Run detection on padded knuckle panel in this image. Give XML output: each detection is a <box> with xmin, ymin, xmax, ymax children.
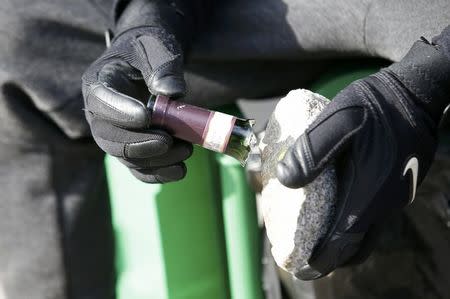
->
<box><xmin>89</xmin><ymin>85</ymin><xmax>149</xmax><ymax>128</ymax></box>
<box><xmin>125</xmin><ymin>139</ymin><xmax>169</xmax><ymax>158</ymax></box>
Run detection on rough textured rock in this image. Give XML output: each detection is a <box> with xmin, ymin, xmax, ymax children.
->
<box><xmin>260</xmin><ymin>89</ymin><xmax>337</xmax><ymax>276</ymax></box>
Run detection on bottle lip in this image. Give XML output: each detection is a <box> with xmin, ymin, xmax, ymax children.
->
<box><xmin>146</xmin><ymin>94</ymin><xmax>157</xmax><ymax>110</ymax></box>
<box><xmin>243</xmin><ymin>120</ymin><xmax>256</xmax><ymax>147</ymax></box>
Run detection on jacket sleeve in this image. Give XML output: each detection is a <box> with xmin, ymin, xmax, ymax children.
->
<box><xmin>112</xmin><ymin>0</ymin><xmax>212</xmax><ymax>50</ymax></box>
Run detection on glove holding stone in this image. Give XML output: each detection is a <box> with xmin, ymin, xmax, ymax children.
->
<box><xmin>277</xmin><ymin>27</ymin><xmax>450</xmax><ymax>280</ymax></box>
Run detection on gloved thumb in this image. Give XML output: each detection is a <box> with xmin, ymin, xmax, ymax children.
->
<box><xmin>277</xmin><ymin>105</ymin><xmax>365</xmax><ymax>188</ymax></box>
<box><xmin>133</xmin><ymin>34</ymin><xmax>186</xmax><ymax>98</ymax></box>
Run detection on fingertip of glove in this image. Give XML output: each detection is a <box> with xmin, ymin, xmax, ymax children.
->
<box><xmin>157</xmin><ymin>163</ymin><xmax>187</xmax><ymax>182</ymax></box>
<box><xmin>130</xmin><ymin>163</ymin><xmax>187</xmax><ymax>184</ymax></box>
<box><xmin>151</xmin><ymin>76</ymin><xmax>186</xmax><ymax>98</ymax></box>
<box><xmin>179</xmin><ymin>141</ymin><xmax>194</xmax><ymax>159</ymax></box>
<box><xmin>295</xmin><ymin>265</ymin><xmax>326</xmax><ymax>281</ymax></box>
<box><xmin>276</xmin><ymin>160</ymin><xmax>307</xmax><ymax>189</ymax></box>
<box><xmin>129</xmin><ymin>168</ymin><xmax>159</xmax><ymax>184</ymax></box>
<box><xmin>300</xmin><ymin>232</ymin><xmax>366</xmax><ymax>281</ymax></box>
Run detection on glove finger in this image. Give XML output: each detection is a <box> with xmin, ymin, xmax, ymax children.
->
<box><xmin>277</xmin><ymin>103</ymin><xmax>365</xmax><ymax>188</ymax></box>
<box><xmin>85</xmin><ymin>83</ymin><xmax>150</xmax><ymax>130</ymax></box>
<box><xmin>90</xmin><ymin>117</ymin><xmax>172</xmax><ymax>159</ymax></box>
<box><xmin>133</xmin><ymin>34</ymin><xmax>186</xmax><ymax>98</ymax></box>
<box><xmin>98</xmin><ymin>60</ymin><xmax>150</xmax><ymax>102</ymax></box>
<box><xmin>118</xmin><ymin>140</ymin><xmax>193</xmax><ymax>168</ymax></box>
<box><xmin>129</xmin><ymin>163</ymin><xmax>187</xmax><ymax>183</ymax></box>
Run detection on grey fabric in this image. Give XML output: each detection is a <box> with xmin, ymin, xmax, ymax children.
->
<box><xmin>0</xmin><ymin>0</ymin><xmax>110</xmax><ymax>139</ymax></box>
<box><xmin>0</xmin><ymin>0</ymin><xmax>116</xmax><ymax>298</ymax></box>
<box><xmin>192</xmin><ymin>0</ymin><xmax>450</xmax><ymax>61</ymax></box>
<box><xmin>184</xmin><ymin>0</ymin><xmax>450</xmax><ymax>107</ymax></box>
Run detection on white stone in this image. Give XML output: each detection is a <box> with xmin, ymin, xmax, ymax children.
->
<box><xmin>260</xmin><ymin>89</ymin><xmax>337</xmax><ymax>275</ymax></box>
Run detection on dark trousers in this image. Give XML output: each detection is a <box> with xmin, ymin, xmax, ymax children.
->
<box><xmin>0</xmin><ymin>1</ymin><xmax>115</xmax><ymax>298</ymax></box>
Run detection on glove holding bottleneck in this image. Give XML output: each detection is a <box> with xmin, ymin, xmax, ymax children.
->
<box><xmin>277</xmin><ymin>26</ymin><xmax>450</xmax><ymax>280</ymax></box>
<box><xmin>82</xmin><ymin>0</ymin><xmax>198</xmax><ymax>183</ymax></box>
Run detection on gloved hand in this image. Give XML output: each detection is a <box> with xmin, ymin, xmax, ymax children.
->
<box><xmin>277</xmin><ymin>26</ymin><xmax>450</xmax><ymax>279</ymax></box>
<box><xmin>82</xmin><ymin>0</ymin><xmax>193</xmax><ymax>183</ymax></box>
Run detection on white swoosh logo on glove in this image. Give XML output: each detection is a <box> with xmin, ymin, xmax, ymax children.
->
<box><xmin>403</xmin><ymin>157</ymin><xmax>419</xmax><ymax>204</ymax></box>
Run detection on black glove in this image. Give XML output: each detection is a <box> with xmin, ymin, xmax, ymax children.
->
<box><xmin>277</xmin><ymin>26</ymin><xmax>450</xmax><ymax>280</ymax></box>
<box><xmin>82</xmin><ymin>0</ymin><xmax>195</xmax><ymax>183</ymax></box>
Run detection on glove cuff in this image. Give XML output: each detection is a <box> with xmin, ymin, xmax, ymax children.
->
<box><xmin>114</xmin><ymin>0</ymin><xmax>192</xmax><ymax>51</ymax></box>
<box><xmin>389</xmin><ymin>38</ymin><xmax>450</xmax><ymax>123</ymax></box>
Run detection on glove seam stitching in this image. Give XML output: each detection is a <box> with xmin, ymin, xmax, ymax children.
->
<box><xmin>306</xmin><ymin>101</ymin><xmax>366</xmax><ymax>133</ymax></box>
<box><xmin>124</xmin><ymin>143</ymin><xmax>130</xmax><ymax>158</ymax></box>
<box><xmin>301</xmin><ymin>134</ymin><xmax>315</xmax><ymax>170</ymax></box>
<box><xmin>377</xmin><ymin>72</ymin><xmax>417</xmax><ymax>128</ymax></box>
<box><xmin>95</xmin><ymin>133</ymin><xmax>159</xmax><ymax>146</ymax></box>
<box><xmin>132</xmin><ymin>38</ymin><xmax>154</xmax><ymax>82</ymax></box>
<box><xmin>112</xmin><ymin>25</ymin><xmax>161</xmax><ymax>44</ymax></box>
<box><xmin>357</xmin><ymin>81</ymin><xmax>398</xmax><ymax>191</ymax></box>
<box><xmin>313</xmin><ymin>103</ymin><xmax>368</xmax><ymax>172</ymax></box>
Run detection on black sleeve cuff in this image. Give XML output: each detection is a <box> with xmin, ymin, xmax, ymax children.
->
<box><xmin>389</xmin><ymin>38</ymin><xmax>450</xmax><ymax>122</ymax></box>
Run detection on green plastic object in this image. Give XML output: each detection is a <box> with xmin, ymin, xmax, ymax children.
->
<box><xmin>107</xmin><ymin>147</ymin><xmax>230</xmax><ymax>299</ymax></box>
<box><xmin>216</xmin><ymin>155</ymin><xmax>263</xmax><ymax>299</ymax></box>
